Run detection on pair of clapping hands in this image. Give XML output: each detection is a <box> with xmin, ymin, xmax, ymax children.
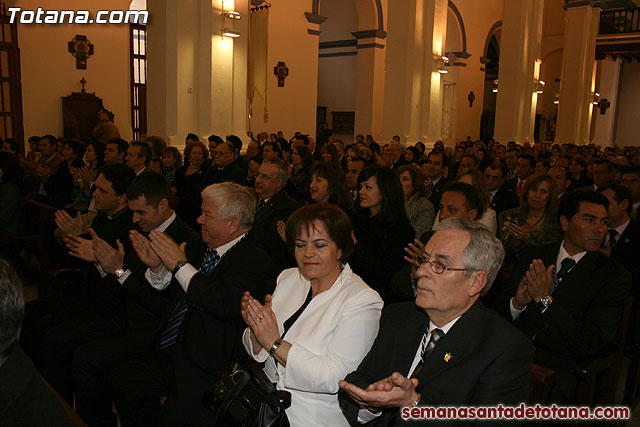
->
<box><xmin>62</xmin><ymin>221</ymin><xmax>187</xmax><ymax>276</ymax></box>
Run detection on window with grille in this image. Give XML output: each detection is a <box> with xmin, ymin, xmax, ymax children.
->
<box><xmin>130</xmin><ymin>23</ymin><xmax>147</xmax><ymax>140</ymax></box>
<box><xmin>0</xmin><ymin>4</ymin><xmax>23</xmax><ymax>150</ymax></box>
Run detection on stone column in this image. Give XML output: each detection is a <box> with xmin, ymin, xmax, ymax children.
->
<box><xmin>592</xmin><ymin>57</ymin><xmax>621</xmax><ymax>147</ymax></box>
<box><xmin>493</xmin><ymin>0</ymin><xmax>544</xmax><ymax>145</ymax></box>
<box><xmin>353</xmin><ymin>30</ymin><xmax>387</xmax><ymax>139</ymax></box>
<box><xmin>146</xmin><ymin>0</ymin><xmax>248</xmax><ymax>145</ymax></box>
<box><xmin>554</xmin><ymin>2</ymin><xmax>600</xmax><ymax>145</ymax></box>
<box><xmin>381</xmin><ymin>0</ymin><xmax>448</xmax><ymax>146</ymax></box>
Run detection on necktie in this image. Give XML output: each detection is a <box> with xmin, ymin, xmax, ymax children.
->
<box><xmin>607</xmin><ymin>229</ymin><xmax>619</xmax><ymax>248</ymax></box>
<box><xmin>516</xmin><ymin>180</ymin><xmax>523</xmax><ymax>195</ymax></box>
<box><xmin>200</xmin><ymin>248</ymin><xmax>220</xmax><ymax>276</ymax></box>
<box><xmin>256</xmin><ymin>198</ymin><xmax>266</xmax><ymax>212</ymax></box>
<box><xmin>412</xmin><ymin>328</ymin><xmax>443</xmax><ymax>377</ymax></box>
<box><xmin>551</xmin><ymin>257</ymin><xmax>576</xmax><ymax>293</ymax></box>
<box><xmin>160</xmin><ymin>249</ymin><xmax>220</xmax><ymax>349</ymax></box>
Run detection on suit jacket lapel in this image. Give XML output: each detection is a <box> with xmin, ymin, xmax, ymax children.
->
<box><xmin>415</xmin><ymin>302</ymin><xmax>485</xmax><ymax>385</ymax></box>
<box><xmin>552</xmin><ymin>251</ymin><xmax>600</xmax><ymax>299</ymax></box>
<box><xmin>395</xmin><ymin>308</ymin><xmax>430</xmax><ymax>377</ymax></box>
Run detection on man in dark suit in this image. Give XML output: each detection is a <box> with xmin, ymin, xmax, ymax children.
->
<box><xmin>109</xmin><ymin>182</ymin><xmax>278</xmax><ymax>427</ymax></box>
<box><xmin>425</xmin><ymin>149</ymin><xmax>449</xmax><ymax>210</ymax></box>
<box><xmin>498</xmin><ymin>190</ymin><xmax>631</xmax><ymax>402</ymax></box>
<box><xmin>599</xmin><ymin>184</ymin><xmax>640</xmax><ymax>357</ymax></box>
<box><xmin>485</xmin><ymin>162</ymin><xmax>519</xmax><ymax>216</ymax></box>
<box><xmin>202</xmin><ymin>141</ymin><xmax>245</xmax><ymax>187</ymax></box>
<box><xmin>71</xmin><ymin>171</ymin><xmax>202</xmax><ymax>427</ymax></box>
<box><xmin>340</xmin><ymin>219</ymin><xmax>533</xmax><ymax>426</ymax></box>
<box><xmin>388</xmin><ymin>143</ymin><xmax>408</xmax><ymax>171</ymax></box>
<box><xmin>250</xmin><ymin>157</ymin><xmax>299</xmax><ymax>270</ymax></box>
<box><xmin>20</xmin><ymin>163</ymin><xmax>137</xmax><ymax>403</ymax></box>
<box><xmin>0</xmin><ymin>259</ymin><xmax>75</xmax><ymax>426</ymax></box>
<box><xmin>504</xmin><ymin>154</ymin><xmax>535</xmax><ymax>196</ymax></box>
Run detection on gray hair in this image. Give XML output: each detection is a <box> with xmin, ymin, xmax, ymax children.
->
<box><xmin>0</xmin><ymin>258</ymin><xmax>24</xmax><ymax>355</ymax></box>
<box><xmin>438</xmin><ymin>217</ymin><xmax>505</xmax><ymax>295</ymax></box>
<box><xmin>201</xmin><ymin>182</ymin><xmax>256</xmax><ymax>232</ymax></box>
<box><xmin>261</xmin><ymin>157</ymin><xmax>290</xmax><ymax>184</ymax></box>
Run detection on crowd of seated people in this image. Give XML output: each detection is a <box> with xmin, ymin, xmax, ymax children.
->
<box><xmin>1</xmin><ymin>130</ymin><xmax>640</xmax><ymax>425</ymax></box>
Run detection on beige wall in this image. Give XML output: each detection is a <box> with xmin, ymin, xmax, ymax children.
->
<box><xmin>444</xmin><ymin>0</ymin><xmax>502</xmax><ymax>145</ymax></box>
<box><xmin>317</xmin><ymin>0</ymin><xmax>357</xmax><ymax>141</ymax></box>
<box><xmin>16</xmin><ymin>0</ymin><xmax>132</xmax><ymax>143</ymax></box>
<box><xmin>249</xmin><ymin>0</ymin><xmax>319</xmax><ymax>139</ymax></box>
<box><xmin>614</xmin><ymin>61</ymin><xmax>640</xmax><ymax>146</ymax></box>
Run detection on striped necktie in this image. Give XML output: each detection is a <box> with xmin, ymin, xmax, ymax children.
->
<box><xmin>159</xmin><ymin>249</ymin><xmax>220</xmax><ymax>350</ymax></box>
<box><xmin>412</xmin><ymin>328</ymin><xmax>444</xmax><ymax>377</ymax></box>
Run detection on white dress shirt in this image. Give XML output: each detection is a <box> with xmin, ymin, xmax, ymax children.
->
<box><xmin>146</xmin><ymin>232</ymin><xmax>246</xmax><ymax>292</ymax></box>
<box><xmin>510</xmin><ymin>240</ymin><xmax>586</xmax><ymax>320</ymax></box>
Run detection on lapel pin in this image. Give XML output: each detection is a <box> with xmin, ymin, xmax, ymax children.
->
<box><xmin>444</xmin><ymin>353</ymin><xmax>452</xmax><ymax>363</ymax></box>
<box><xmin>625</xmin><ymin>239</ymin><xmax>630</xmax><ymax>244</ymax></box>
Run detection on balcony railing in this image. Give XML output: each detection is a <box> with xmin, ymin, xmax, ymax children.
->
<box><xmin>600</xmin><ymin>8</ymin><xmax>640</xmax><ymax>35</ymax></box>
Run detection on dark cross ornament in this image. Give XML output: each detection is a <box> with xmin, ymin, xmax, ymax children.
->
<box><xmin>597</xmin><ymin>98</ymin><xmax>611</xmax><ymax>115</ymax></box>
<box><xmin>468</xmin><ymin>91</ymin><xmax>475</xmax><ymax>108</ymax></box>
<box><xmin>68</xmin><ymin>35</ymin><xmax>94</xmax><ymax>70</ymax></box>
<box><xmin>274</xmin><ymin>61</ymin><xmax>289</xmax><ymax>87</ymax></box>
<box><xmin>80</xmin><ymin>77</ymin><xmax>87</xmax><ymax>93</ymax></box>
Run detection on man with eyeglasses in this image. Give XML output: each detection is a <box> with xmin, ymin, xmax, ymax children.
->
<box><xmin>202</xmin><ymin>140</ymin><xmax>245</xmax><ymax>187</ymax></box>
<box><xmin>339</xmin><ymin>218</ymin><xmax>533</xmax><ymax>425</ymax></box>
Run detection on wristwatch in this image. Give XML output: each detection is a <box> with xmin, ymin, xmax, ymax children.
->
<box><xmin>536</xmin><ymin>295</ymin><xmax>553</xmax><ymax>312</ymax></box>
<box><xmin>269</xmin><ymin>339</ymin><xmax>282</xmax><ymax>356</ymax></box>
<box><xmin>172</xmin><ymin>260</ymin><xmax>188</xmax><ymax>275</ymax></box>
<box><xmin>113</xmin><ymin>266</ymin><xmax>126</xmax><ymax>279</ymax></box>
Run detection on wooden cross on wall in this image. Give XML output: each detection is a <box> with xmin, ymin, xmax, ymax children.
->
<box><xmin>274</xmin><ymin>61</ymin><xmax>289</xmax><ymax>87</ymax></box>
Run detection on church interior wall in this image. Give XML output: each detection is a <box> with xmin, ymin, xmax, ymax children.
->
<box><xmin>317</xmin><ymin>0</ymin><xmax>358</xmax><ymax>144</ymax></box>
<box><xmin>249</xmin><ymin>0</ymin><xmax>319</xmax><ymax>139</ymax></box>
<box><xmin>613</xmin><ymin>60</ymin><xmax>640</xmax><ymax>147</ymax></box>
<box><xmin>16</xmin><ymin>0</ymin><xmax>133</xmax><ymax>143</ymax></box>
<box><xmin>444</xmin><ymin>0</ymin><xmax>502</xmax><ymax>144</ymax></box>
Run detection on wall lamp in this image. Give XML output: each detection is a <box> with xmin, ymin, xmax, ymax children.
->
<box><xmin>534</xmin><ymin>80</ymin><xmax>545</xmax><ymax>94</ymax></box>
<box><xmin>222</xmin><ymin>28</ymin><xmax>240</xmax><ymax>38</ymax></box>
<box><xmin>436</xmin><ymin>55</ymin><xmax>449</xmax><ymax>73</ymax></box>
<box><xmin>222</xmin><ymin>10</ymin><xmax>241</xmax><ymax>19</ymax></box>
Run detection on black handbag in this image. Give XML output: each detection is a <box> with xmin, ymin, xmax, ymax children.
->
<box><xmin>203</xmin><ymin>362</ymin><xmax>291</xmax><ymax>427</ymax></box>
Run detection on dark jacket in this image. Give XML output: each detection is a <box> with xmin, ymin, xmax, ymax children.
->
<box><xmin>340</xmin><ymin>301</ymin><xmax>533</xmax><ymax>426</ymax></box>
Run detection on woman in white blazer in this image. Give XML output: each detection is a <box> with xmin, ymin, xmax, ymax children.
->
<box><xmin>241</xmin><ymin>204</ymin><xmax>383</xmax><ymax>427</ymax></box>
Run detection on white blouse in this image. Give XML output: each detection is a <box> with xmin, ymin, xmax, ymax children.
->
<box><xmin>242</xmin><ymin>264</ymin><xmax>383</xmax><ymax>427</ymax></box>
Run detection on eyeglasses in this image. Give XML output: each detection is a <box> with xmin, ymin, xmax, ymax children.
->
<box><xmin>415</xmin><ymin>254</ymin><xmax>476</xmax><ymax>275</ymax></box>
<box><xmin>214</xmin><ymin>151</ymin><xmax>233</xmax><ymax>157</ymax></box>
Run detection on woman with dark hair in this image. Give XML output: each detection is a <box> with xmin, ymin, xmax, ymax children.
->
<box><xmin>397</xmin><ymin>164</ymin><xmax>435</xmax><ymax>237</ymax></box>
<box><xmin>68</xmin><ymin>140</ymin><xmax>105</xmax><ymax>212</ymax></box>
<box><xmin>0</xmin><ymin>152</ymin><xmax>24</xmax><ymax>236</ymax></box>
<box><xmin>404</xmin><ymin>146</ymin><xmax>421</xmax><ymax>164</ymax></box>
<box><xmin>321</xmin><ymin>143</ymin><xmax>339</xmax><ymax>166</ymax></box>
<box><xmin>161</xmin><ymin>146</ymin><xmax>182</xmax><ymax>185</ymax></box>
<box><xmin>241</xmin><ymin>204</ymin><xmax>382</xmax><ymax>426</ymax></box>
<box><xmin>309</xmin><ymin>162</ymin><xmax>354</xmax><ymax>213</ymax></box>
<box><xmin>285</xmin><ymin>145</ymin><xmax>312</xmax><ymax>201</ymax></box>
<box><xmin>84</xmin><ymin>140</ymin><xmax>105</xmax><ymax>172</ymax></box>
<box><xmin>499</xmin><ymin>173</ymin><xmax>562</xmax><ymax>268</ymax></box>
<box><xmin>350</xmin><ymin>166</ymin><xmax>415</xmax><ymax>303</ymax></box>
<box><xmin>62</xmin><ymin>139</ymin><xmax>88</xmax><ymax>211</ymax></box>
<box><xmin>174</xmin><ymin>141</ymin><xmax>209</xmax><ymax>229</ymax></box>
